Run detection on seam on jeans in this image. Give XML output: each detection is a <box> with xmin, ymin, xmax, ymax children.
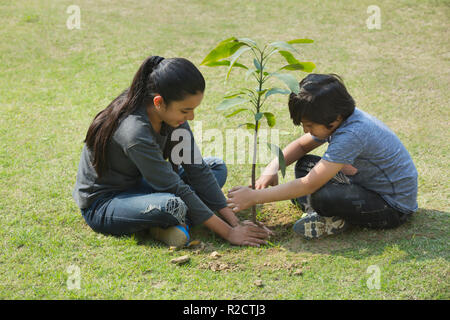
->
<box><xmin>105</xmin><ymin>216</ymin><xmax>163</xmax><ymax>223</ymax></box>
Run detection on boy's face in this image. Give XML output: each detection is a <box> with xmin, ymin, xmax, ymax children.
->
<box><xmin>300</xmin><ymin>117</ymin><xmax>343</xmax><ymax>140</ymax></box>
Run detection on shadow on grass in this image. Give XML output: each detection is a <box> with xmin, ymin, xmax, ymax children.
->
<box><xmin>255</xmin><ymin>204</ymin><xmax>449</xmax><ymax>262</ymax></box>
<box><xmin>131</xmin><ymin>203</ymin><xmax>448</xmax><ymax>264</ymax></box>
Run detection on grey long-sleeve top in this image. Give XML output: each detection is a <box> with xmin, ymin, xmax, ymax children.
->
<box><xmin>72</xmin><ymin>103</ymin><xmax>228</xmax><ymax>226</ymax></box>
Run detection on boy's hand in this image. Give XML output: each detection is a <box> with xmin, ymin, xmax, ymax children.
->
<box><xmin>227</xmin><ymin>186</ymin><xmax>256</xmax><ymax>212</ymax></box>
<box><xmin>250</xmin><ymin>173</ymin><xmax>279</xmax><ymax>190</ymax></box>
<box><xmin>341</xmin><ymin>164</ymin><xmax>358</xmax><ymax>176</ymax></box>
<box><xmin>241</xmin><ymin>220</ymin><xmax>275</xmax><ymax>236</ymax></box>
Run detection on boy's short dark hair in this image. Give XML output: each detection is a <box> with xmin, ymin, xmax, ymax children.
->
<box><xmin>288</xmin><ymin>74</ymin><xmax>355</xmax><ymax>128</ymax></box>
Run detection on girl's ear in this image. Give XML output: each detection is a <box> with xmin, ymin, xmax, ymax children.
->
<box><xmin>153</xmin><ymin>95</ymin><xmax>164</xmax><ymax>110</ymax></box>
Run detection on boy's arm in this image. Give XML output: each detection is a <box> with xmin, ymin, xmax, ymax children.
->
<box><xmin>264</xmin><ymin>133</ymin><xmax>325</xmax><ymax>173</ymax></box>
<box><xmin>256</xmin><ymin>134</ymin><xmax>325</xmax><ymax>189</ymax></box>
<box><xmin>228</xmin><ymin>160</ymin><xmax>344</xmax><ymax>212</ymax></box>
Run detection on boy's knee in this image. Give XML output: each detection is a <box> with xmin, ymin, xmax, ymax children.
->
<box><xmin>310</xmin><ymin>187</ymin><xmax>334</xmax><ymax>215</ymax></box>
<box><xmin>295</xmin><ymin>155</ymin><xmax>321</xmax><ymax>178</ymax></box>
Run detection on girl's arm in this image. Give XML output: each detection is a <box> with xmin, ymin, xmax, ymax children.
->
<box><xmin>217</xmin><ymin>207</ymin><xmax>240</xmax><ymax>227</ymax></box>
<box><xmin>228</xmin><ymin>159</ymin><xmax>345</xmax><ymax>212</ymax></box>
<box><xmin>256</xmin><ymin>134</ymin><xmax>324</xmax><ymax>189</ymax></box>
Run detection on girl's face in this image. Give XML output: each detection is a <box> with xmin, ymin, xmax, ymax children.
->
<box><xmin>300</xmin><ymin>117</ymin><xmax>342</xmax><ymax>140</ymax></box>
<box><xmin>154</xmin><ymin>92</ymin><xmax>203</xmax><ymax>128</ymax></box>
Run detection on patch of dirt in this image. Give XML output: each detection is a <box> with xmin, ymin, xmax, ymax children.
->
<box><xmin>237</xmin><ymin>202</ymin><xmax>303</xmax><ymax>243</ymax></box>
<box><xmin>261</xmin><ymin>261</ymin><xmax>306</xmax><ymax>273</ymax></box>
<box><xmin>199</xmin><ymin>261</ymin><xmax>243</xmax><ymax>273</ymax></box>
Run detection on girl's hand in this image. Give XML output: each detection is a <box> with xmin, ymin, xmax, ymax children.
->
<box><xmin>226</xmin><ymin>186</ymin><xmax>256</xmax><ymax>213</ymax></box>
<box><xmin>252</xmin><ymin>173</ymin><xmax>279</xmax><ymax>190</ymax></box>
<box><xmin>226</xmin><ymin>223</ymin><xmax>270</xmax><ymax>247</ymax></box>
<box><xmin>217</xmin><ymin>207</ymin><xmax>240</xmax><ymax>227</ymax></box>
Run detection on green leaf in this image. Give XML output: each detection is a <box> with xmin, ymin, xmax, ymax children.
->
<box><xmin>225</xmin><ymin>108</ymin><xmax>252</xmax><ymax>118</ymax></box>
<box><xmin>263</xmin><ymin>112</ymin><xmax>276</xmax><ymax>127</ymax></box>
<box><xmin>278</xmin><ymin>50</ymin><xmax>300</xmax><ymax>65</ymax></box>
<box><xmin>280</xmin><ymin>62</ymin><xmax>316</xmax><ymax>72</ymax></box>
<box><xmin>265</xmin><ymin>88</ymin><xmax>291</xmax><ymax>99</ymax></box>
<box><xmin>270</xmin><ymin>73</ymin><xmax>299</xmax><ymax>94</ymax></box>
<box><xmin>253</xmin><ymin>58</ymin><xmax>262</xmax><ymax>71</ymax></box>
<box><xmin>237</xmin><ymin>37</ymin><xmax>257</xmax><ymax>47</ymax></box>
<box><xmin>255</xmin><ymin>70</ymin><xmax>270</xmax><ymax>76</ymax></box>
<box><xmin>226</xmin><ymin>46</ymin><xmax>252</xmax><ymax>80</ymax></box>
<box><xmin>217</xmin><ymin>97</ymin><xmax>248</xmax><ymax>111</ymax></box>
<box><xmin>239</xmin><ymin>122</ymin><xmax>261</xmax><ymax>131</ymax></box>
<box><xmin>224</xmin><ymin>89</ymin><xmax>253</xmax><ymax>99</ymax></box>
<box><xmin>255</xmin><ymin>112</ymin><xmax>263</xmax><ymax>122</ymax></box>
<box><xmin>223</xmin><ymin>92</ymin><xmax>243</xmax><ymax>99</ymax></box>
<box><xmin>201</xmin><ymin>37</ymin><xmax>245</xmax><ymax>65</ymax></box>
<box><xmin>256</xmin><ymin>88</ymin><xmax>268</xmax><ymax>97</ymax></box>
<box><xmin>204</xmin><ymin>60</ymin><xmax>248</xmax><ymax>69</ymax></box>
<box><xmin>267</xmin><ymin>143</ymin><xmax>286</xmax><ymax>178</ymax></box>
<box><xmin>287</xmin><ymin>38</ymin><xmax>314</xmax><ymax>44</ymax></box>
<box><xmin>269</xmin><ymin>41</ymin><xmax>299</xmax><ymax>54</ymax></box>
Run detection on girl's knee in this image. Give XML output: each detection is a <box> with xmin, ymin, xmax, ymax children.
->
<box><xmin>204</xmin><ymin>156</ymin><xmax>226</xmax><ymax>169</ymax></box>
<box><xmin>143</xmin><ymin>195</ymin><xmax>187</xmax><ymax>225</ymax></box>
<box><xmin>165</xmin><ymin>197</ymin><xmax>188</xmax><ymax>224</ymax></box>
<box><xmin>204</xmin><ymin>156</ymin><xmax>227</xmax><ymax>187</ymax></box>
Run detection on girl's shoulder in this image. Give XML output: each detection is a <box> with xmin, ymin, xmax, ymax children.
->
<box><xmin>113</xmin><ymin>112</ymin><xmax>155</xmax><ymax>148</ymax></box>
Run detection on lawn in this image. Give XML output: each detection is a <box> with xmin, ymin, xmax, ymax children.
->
<box><xmin>0</xmin><ymin>0</ymin><xmax>448</xmax><ymax>299</ymax></box>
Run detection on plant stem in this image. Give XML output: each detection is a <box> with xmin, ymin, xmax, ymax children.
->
<box><xmin>251</xmin><ymin>49</ymin><xmax>265</xmax><ymax>223</ymax></box>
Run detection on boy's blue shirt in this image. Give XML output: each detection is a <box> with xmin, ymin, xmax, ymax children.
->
<box><xmin>312</xmin><ymin>107</ymin><xmax>418</xmax><ymax>214</ymax></box>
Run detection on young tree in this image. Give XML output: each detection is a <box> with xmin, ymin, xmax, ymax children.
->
<box><xmin>201</xmin><ymin>37</ymin><xmax>315</xmax><ymax>222</ymax></box>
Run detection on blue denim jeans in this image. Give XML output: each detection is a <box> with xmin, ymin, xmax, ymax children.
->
<box><xmin>81</xmin><ymin>157</ymin><xmax>227</xmax><ymax>236</ymax></box>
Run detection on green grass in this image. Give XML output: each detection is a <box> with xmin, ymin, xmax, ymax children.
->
<box><xmin>0</xmin><ymin>0</ymin><xmax>449</xmax><ymax>299</ymax></box>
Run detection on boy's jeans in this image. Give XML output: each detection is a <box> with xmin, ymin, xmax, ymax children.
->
<box><xmin>81</xmin><ymin>157</ymin><xmax>227</xmax><ymax>236</ymax></box>
<box><xmin>292</xmin><ymin>155</ymin><xmax>409</xmax><ymax>229</ymax></box>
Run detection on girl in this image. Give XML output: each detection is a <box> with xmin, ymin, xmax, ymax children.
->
<box><xmin>73</xmin><ymin>56</ymin><xmax>271</xmax><ymax>247</ymax></box>
<box><xmin>227</xmin><ymin>74</ymin><xmax>418</xmax><ymax>239</ymax></box>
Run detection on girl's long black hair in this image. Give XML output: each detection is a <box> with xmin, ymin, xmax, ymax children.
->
<box><xmin>84</xmin><ymin>56</ymin><xmax>205</xmax><ymax>177</ymax></box>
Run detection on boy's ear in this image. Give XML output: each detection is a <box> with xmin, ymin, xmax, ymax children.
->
<box><xmin>333</xmin><ymin>115</ymin><xmax>344</xmax><ymax>125</ymax></box>
<box><xmin>329</xmin><ymin>116</ymin><xmax>343</xmax><ymax>129</ymax></box>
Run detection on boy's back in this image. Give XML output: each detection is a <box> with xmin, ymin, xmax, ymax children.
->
<box><xmin>322</xmin><ymin>108</ymin><xmax>418</xmax><ymax>214</ymax></box>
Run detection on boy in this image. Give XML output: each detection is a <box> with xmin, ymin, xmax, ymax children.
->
<box><xmin>227</xmin><ymin>74</ymin><xmax>418</xmax><ymax>239</ymax></box>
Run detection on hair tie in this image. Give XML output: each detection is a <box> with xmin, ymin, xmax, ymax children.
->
<box><xmin>151</xmin><ymin>55</ymin><xmax>165</xmax><ymax>67</ymax></box>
